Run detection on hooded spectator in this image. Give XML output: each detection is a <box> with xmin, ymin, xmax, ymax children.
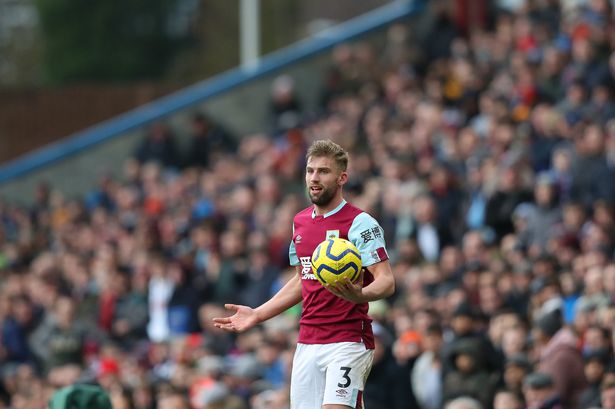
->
<box><xmin>533</xmin><ymin>310</ymin><xmax>586</xmax><ymax>409</ymax></box>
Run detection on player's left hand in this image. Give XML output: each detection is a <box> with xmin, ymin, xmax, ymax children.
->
<box><xmin>325</xmin><ymin>270</ymin><xmax>364</xmax><ymax>303</ymax></box>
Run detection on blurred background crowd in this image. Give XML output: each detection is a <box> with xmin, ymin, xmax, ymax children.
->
<box><xmin>2</xmin><ymin>1</ymin><xmax>615</xmax><ymax>408</ymax></box>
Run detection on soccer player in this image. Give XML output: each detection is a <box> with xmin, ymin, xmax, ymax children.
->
<box><xmin>213</xmin><ymin>139</ymin><xmax>395</xmax><ymax>409</ymax></box>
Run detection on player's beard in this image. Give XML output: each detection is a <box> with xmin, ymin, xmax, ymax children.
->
<box><xmin>308</xmin><ymin>184</ymin><xmax>337</xmax><ymax>207</ymax></box>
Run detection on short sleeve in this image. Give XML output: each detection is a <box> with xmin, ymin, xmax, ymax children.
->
<box><xmin>347</xmin><ymin>212</ymin><xmax>389</xmax><ymax>267</ymax></box>
<box><xmin>289</xmin><ymin>223</ymin><xmax>300</xmax><ymax>266</ymax></box>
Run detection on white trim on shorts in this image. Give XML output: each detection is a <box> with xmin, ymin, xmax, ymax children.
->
<box><xmin>290</xmin><ymin>342</ymin><xmax>374</xmax><ymax>409</ymax></box>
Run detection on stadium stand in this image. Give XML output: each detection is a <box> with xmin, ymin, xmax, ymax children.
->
<box><xmin>0</xmin><ymin>1</ymin><xmax>614</xmax><ymax>409</ymax></box>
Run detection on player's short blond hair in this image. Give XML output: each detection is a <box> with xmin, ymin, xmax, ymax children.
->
<box><xmin>306</xmin><ymin>140</ymin><xmax>349</xmax><ymax>172</ymax></box>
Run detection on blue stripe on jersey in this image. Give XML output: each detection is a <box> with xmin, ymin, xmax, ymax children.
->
<box><xmin>311</xmin><ymin>199</ymin><xmax>347</xmax><ymax>219</ymax></box>
<box><xmin>289</xmin><ymin>239</ymin><xmax>299</xmax><ymax>266</ymax></box>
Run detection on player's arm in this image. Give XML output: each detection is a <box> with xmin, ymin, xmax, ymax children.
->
<box><xmin>212</xmin><ymin>267</ymin><xmax>302</xmax><ymax>332</ymax></box>
<box><xmin>255</xmin><ymin>267</ymin><xmax>302</xmax><ymax>321</ymax></box>
<box><xmin>327</xmin><ymin>212</ymin><xmax>395</xmax><ymax>303</ymax></box>
<box><xmin>361</xmin><ymin>259</ymin><xmax>395</xmax><ymax>300</ymax></box>
<box><xmin>327</xmin><ymin>260</ymin><xmax>395</xmax><ymax>303</ymax></box>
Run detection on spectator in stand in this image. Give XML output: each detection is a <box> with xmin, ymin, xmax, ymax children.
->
<box><xmin>523</xmin><ymin>372</ymin><xmax>564</xmax><ymax>409</ymax></box>
<box><xmin>444</xmin><ymin>396</ymin><xmax>483</xmax><ymax>409</ymax></box>
<box><xmin>412</xmin><ymin>323</ymin><xmax>444</xmax><ymax>409</ymax></box>
<box><xmin>503</xmin><ymin>354</ymin><xmax>532</xmax><ymax>396</ymax></box>
<box><xmin>586</xmin><ymin>82</ymin><xmax>615</xmax><ymax>125</ymax></box>
<box><xmin>571</xmin><ymin>122</ymin><xmax>609</xmax><ymax>208</ymax></box>
<box><xmin>603</xmin><ymin>380</ymin><xmax>615</xmax><ymax>409</ymax></box>
<box><xmin>485</xmin><ymin>166</ymin><xmax>533</xmax><ymax>241</ymax></box>
<box><xmin>1</xmin><ymin>295</ymin><xmax>35</xmax><ymax>366</ymax></box>
<box><xmin>158</xmin><ymin>391</ymin><xmax>190</xmax><ymax>409</ymax></box>
<box><xmin>166</xmin><ymin>262</ymin><xmax>201</xmax><ymax>337</ymax></box>
<box><xmin>269</xmin><ymin>75</ymin><xmax>302</xmax><ymax>135</ymax></box>
<box><xmin>533</xmin><ymin>310</ymin><xmax>586</xmax><ymax>409</ymax></box>
<box><xmin>518</xmin><ymin>173</ymin><xmax>562</xmax><ymax>253</ymax></box>
<box><xmin>109</xmin><ymin>268</ymin><xmax>148</xmax><ymax>349</ymax></box>
<box><xmin>1</xmin><ymin>1</ymin><xmax>615</xmax><ymax>407</ymax></box>
<box><xmin>408</xmin><ymin>194</ymin><xmax>454</xmax><ymax>262</ymax></box>
<box><xmin>442</xmin><ymin>303</ymin><xmax>503</xmax><ymax>377</ymax></box>
<box><xmin>134</xmin><ymin>122</ymin><xmax>181</xmax><ymax>168</ymax></box>
<box><xmin>147</xmin><ymin>256</ymin><xmax>174</xmax><ymax>343</ymax></box>
<box><xmin>443</xmin><ymin>337</ymin><xmax>500</xmax><ymax>409</ymax></box>
<box><xmin>184</xmin><ymin>113</ymin><xmax>236</xmax><ymax>169</ymax></box>
<box><xmin>390</xmin><ymin>330</ymin><xmax>423</xmax><ymax>409</ymax></box>
<box><xmin>364</xmin><ymin>324</ymin><xmax>415</xmax><ymax>409</ymax></box>
<box><xmin>493</xmin><ymin>389</ymin><xmax>523</xmax><ymax>409</ymax></box>
<box><xmin>427</xmin><ymin>164</ymin><xmax>464</xmax><ymax>237</ymax></box>
<box><xmin>239</xmin><ymin>245</ymin><xmax>281</xmax><ymax>309</ymax></box>
<box><xmin>30</xmin><ymin>296</ymin><xmax>90</xmax><ymax>375</ymax></box>
<box><xmin>579</xmin><ymin>348</ymin><xmax>611</xmax><ymax>409</ymax></box>
<box><xmin>547</xmin><ymin>148</ymin><xmax>574</xmax><ymax>204</ymax></box>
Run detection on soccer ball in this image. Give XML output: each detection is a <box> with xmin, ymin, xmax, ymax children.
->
<box><xmin>311</xmin><ymin>237</ymin><xmax>362</xmax><ymax>286</ymax></box>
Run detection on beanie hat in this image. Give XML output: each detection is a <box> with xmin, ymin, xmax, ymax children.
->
<box><xmin>524</xmin><ymin>372</ymin><xmax>554</xmax><ymax>390</ymax></box>
<box><xmin>534</xmin><ymin>310</ymin><xmax>563</xmax><ymax>338</ymax></box>
<box><xmin>49</xmin><ymin>384</ymin><xmax>112</xmax><ymax>409</ymax></box>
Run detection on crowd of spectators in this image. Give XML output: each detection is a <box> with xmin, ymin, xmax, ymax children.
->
<box><xmin>2</xmin><ymin>1</ymin><xmax>615</xmax><ymax>408</ymax></box>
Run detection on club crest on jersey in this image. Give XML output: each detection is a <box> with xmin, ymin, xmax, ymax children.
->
<box><xmin>326</xmin><ymin>230</ymin><xmax>340</xmax><ymax>239</ymax></box>
<box><xmin>300</xmin><ymin>256</ymin><xmax>316</xmax><ymax>280</ymax></box>
<box><xmin>295</xmin><ymin>235</ymin><xmax>302</xmax><ymax>244</ymax></box>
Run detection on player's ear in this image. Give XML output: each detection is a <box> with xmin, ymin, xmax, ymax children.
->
<box><xmin>338</xmin><ymin>171</ymin><xmax>348</xmax><ymax>186</ymax></box>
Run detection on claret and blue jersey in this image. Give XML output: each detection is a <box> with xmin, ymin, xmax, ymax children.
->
<box><xmin>288</xmin><ymin>200</ymin><xmax>389</xmax><ymax>349</ymax></box>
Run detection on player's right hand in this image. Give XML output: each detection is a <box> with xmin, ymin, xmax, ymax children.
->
<box><xmin>212</xmin><ymin>304</ymin><xmax>259</xmax><ymax>332</ymax></box>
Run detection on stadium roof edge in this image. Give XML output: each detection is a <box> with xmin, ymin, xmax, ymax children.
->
<box><xmin>0</xmin><ymin>0</ymin><xmax>425</xmax><ymax>185</ymax></box>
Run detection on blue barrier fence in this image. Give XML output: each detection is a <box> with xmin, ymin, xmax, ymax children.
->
<box><xmin>0</xmin><ymin>0</ymin><xmax>425</xmax><ymax>185</ymax></box>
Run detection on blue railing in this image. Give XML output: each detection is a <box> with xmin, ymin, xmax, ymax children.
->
<box><xmin>0</xmin><ymin>0</ymin><xmax>425</xmax><ymax>184</ymax></box>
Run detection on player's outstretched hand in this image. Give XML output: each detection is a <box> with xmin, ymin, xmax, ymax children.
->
<box><xmin>325</xmin><ymin>270</ymin><xmax>364</xmax><ymax>303</ymax></box>
<box><xmin>212</xmin><ymin>304</ymin><xmax>259</xmax><ymax>332</ymax></box>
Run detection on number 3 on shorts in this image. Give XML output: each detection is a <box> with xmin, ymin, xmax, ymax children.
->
<box><xmin>337</xmin><ymin>366</ymin><xmax>351</xmax><ymax>388</ymax></box>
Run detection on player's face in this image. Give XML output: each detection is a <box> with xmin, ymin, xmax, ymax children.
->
<box><xmin>305</xmin><ymin>155</ymin><xmax>346</xmax><ymax>207</ymax></box>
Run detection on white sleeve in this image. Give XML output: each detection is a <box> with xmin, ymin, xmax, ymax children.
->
<box><xmin>288</xmin><ymin>223</ymin><xmax>300</xmax><ymax>266</ymax></box>
<box><xmin>347</xmin><ymin>212</ymin><xmax>389</xmax><ymax>267</ymax></box>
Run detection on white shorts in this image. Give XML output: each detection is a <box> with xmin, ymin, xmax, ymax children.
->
<box><xmin>290</xmin><ymin>342</ymin><xmax>374</xmax><ymax>409</ymax></box>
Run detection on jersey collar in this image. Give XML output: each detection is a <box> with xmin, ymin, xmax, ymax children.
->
<box><xmin>312</xmin><ymin>199</ymin><xmax>346</xmax><ymax>219</ymax></box>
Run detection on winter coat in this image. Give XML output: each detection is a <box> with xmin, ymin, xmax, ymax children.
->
<box><xmin>537</xmin><ymin>328</ymin><xmax>586</xmax><ymax>409</ymax></box>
